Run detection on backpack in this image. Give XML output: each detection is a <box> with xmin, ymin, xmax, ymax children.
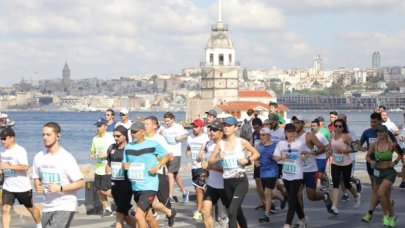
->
<box><xmin>240</xmin><ymin>118</ymin><xmax>253</xmax><ymax>141</ymax></box>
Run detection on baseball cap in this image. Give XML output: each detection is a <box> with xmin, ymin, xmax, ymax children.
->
<box><xmin>120</xmin><ymin>108</ymin><xmax>129</xmax><ymax>115</ymax></box>
<box><xmin>209</xmin><ymin>119</ymin><xmax>223</xmax><ymax>131</ymax></box>
<box><xmin>94</xmin><ymin>118</ymin><xmax>108</xmax><ymax>127</ymax></box>
<box><xmin>205</xmin><ymin>109</ymin><xmax>217</xmax><ymax>117</ymax></box>
<box><xmin>191</xmin><ymin>119</ymin><xmax>205</xmax><ymax>127</ymax></box>
<box><xmin>316</xmin><ymin>116</ymin><xmax>325</xmax><ymax>122</ymax></box>
<box><xmin>0</xmin><ymin>127</ymin><xmax>15</xmax><ymax>138</ymax></box>
<box><xmin>223</xmin><ymin>116</ymin><xmax>238</xmax><ymax>125</ymax></box>
<box><xmin>130</xmin><ymin>121</ymin><xmax>145</xmax><ymax>131</ymax></box>
<box><xmin>284</xmin><ymin>123</ymin><xmax>296</xmax><ymax>132</ymax></box>
<box><xmin>260</xmin><ymin>127</ymin><xmax>271</xmax><ymax>135</ymax></box>
<box><xmin>268</xmin><ymin>113</ymin><xmax>279</xmax><ymax>122</ymax></box>
<box><xmin>376</xmin><ymin>124</ymin><xmax>388</xmax><ymax>132</ymax></box>
<box><xmin>291</xmin><ymin>115</ymin><xmax>304</xmax><ymax>122</ymax></box>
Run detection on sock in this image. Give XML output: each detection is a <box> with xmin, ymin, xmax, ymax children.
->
<box><xmin>105</xmin><ymin>207</ymin><xmax>112</xmax><ymax>212</ymax></box>
<box><xmin>36</xmin><ymin>224</ymin><xmax>42</xmax><ymax>228</ymax></box>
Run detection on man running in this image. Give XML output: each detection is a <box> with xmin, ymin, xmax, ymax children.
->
<box><xmin>32</xmin><ymin>122</ymin><xmax>84</xmax><ymax>228</ymax></box>
<box><xmin>0</xmin><ymin>128</ymin><xmax>42</xmax><ymax>228</ymax></box>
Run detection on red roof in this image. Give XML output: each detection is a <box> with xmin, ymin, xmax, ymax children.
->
<box><xmin>216</xmin><ymin>101</ymin><xmax>288</xmax><ymax>112</ymax></box>
<box><xmin>239</xmin><ymin>90</ymin><xmax>272</xmax><ymax>98</ymax></box>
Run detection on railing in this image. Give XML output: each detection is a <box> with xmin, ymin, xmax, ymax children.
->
<box><xmin>200</xmin><ymin>61</ymin><xmax>240</xmax><ymax>67</ymax></box>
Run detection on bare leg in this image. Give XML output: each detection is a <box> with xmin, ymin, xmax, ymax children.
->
<box><xmin>26</xmin><ymin>206</ymin><xmax>42</xmax><ymax>224</ymax></box>
<box><xmin>202</xmin><ymin>200</ymin><xmax>214</xmax><ymax>228</ymax></box>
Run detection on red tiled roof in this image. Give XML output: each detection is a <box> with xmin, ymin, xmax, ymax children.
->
<box><xmin>216</xmin><ymin>101</ymin><xmax>288</xmax><ymax>112</ymax></box>
<box><xmin>239</xmin><ymin>90</ymin><xmax>272</xmax><ymax>98</ymax></box>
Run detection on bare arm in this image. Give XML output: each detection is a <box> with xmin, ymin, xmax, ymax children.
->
<box><xmin>0</xmin><ymin>163</ymin><xmax>28</xmax><ymax>171</ymax></box>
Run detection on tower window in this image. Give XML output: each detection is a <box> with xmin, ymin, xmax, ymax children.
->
<box><xmin>219</xmin><ymin>54</ymin><xmax>224</xmax><ymax>65</ymax></box>
<box><xmin>229</xmin><ymin>54</ymin><xmax>232</xmax><ymax>63</ymax></box>
<box><xmin>210</xmin><ymin>54</ymin><xmax>213</xmax><ymax>63</ymax></box>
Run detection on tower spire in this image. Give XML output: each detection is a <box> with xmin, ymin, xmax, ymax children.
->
<box><xmin>218</xmin><ymin>0</ymin><xmax>222</xmax><ymax>22</ymax></box>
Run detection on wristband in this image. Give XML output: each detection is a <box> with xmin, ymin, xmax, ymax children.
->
<box><xmin>60</xmin><ymin>185</ymin><xmax>63</xmax><ymax>192</ymax></box>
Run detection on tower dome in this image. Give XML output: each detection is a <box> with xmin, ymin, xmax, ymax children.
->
<box><xmin>206</xmin><ymin>22</ymin><xmax>234</xmax><ymax>49</ymax></box>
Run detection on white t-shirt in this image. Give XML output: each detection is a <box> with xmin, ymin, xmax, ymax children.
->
<box><xmin>347</xmin><ymin>126</ymin><xmax>358</xmax><ymax>161</ymax></box>
<box><xmin>187</xmin><ymin>133</ymin><xmax>210</xmax><ymax>169</ymax></box>
<box><xmin>205</xmin><ymin>140</ymin><xmax>224</xmax><ymax>189</ymax></box>
<box><xmin>1</xmin><ymin>144</ymin><xmax>32</xmax><ymax>192</ymax></box>
<box><xmin>383</xmin><ymin>120</ymin><xmax>398</xmax><ymax>133</ymax></box>
<box><xmin>160</xmin><ymin>123</ymin><xmax>188</xmax><ymax>156</ymax></box>
<box><xmin>297</xmin><ymin>132</ymin><xmax>318</xmax><ymax>173</ymax></box>
<box><xmin>315</xmin><ymin>132</ymin><xmax>330</xmax><ymax>159</ymax></box>
<box><xmin>32</xmin><ymin>147</ymin><xmax>83</xmax><ymax>213</ymax></box>
<box><xmin>91</xmin><ymin>133</ymin><xmax>115</xmax><ymax>175</ymax></box>
<box><xmin>274</xmin><ymin>140</ymin><xmax>305</xmax><ymax>181</ymax></box>
<box><xmin>270</xmin><ymin>127</ymin><xmax>285</xmax><ymax>143</ymax></box>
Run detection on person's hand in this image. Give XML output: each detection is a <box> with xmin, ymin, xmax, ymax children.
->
<box><xmin>36</xmin><ymin>183</ymin><xmax>45</xmax><ymax>194</ymax></box>
<box><xmin>97</xmin><ymin>152</ymin><xmax>107</xmax><ymax>159</ymax></box>
<box><xmin>369</xmin><ymin>160</ymin><xmax>376</xmax><ymax>167</ymax></box>
<box><xmin>88</xmin><ymin>153</ymin><xmax>95</xmax><ymax>160</ymax></box>
<box><xmin>149</xmin><ymin>166</ymin><xmax>159</xmax><ymax>175</ymax></box>
<box><xmin>48</xmin><ymin>183</ymin><xmax>62</xmax><ymax>193</ymax></box>
<box><xmin>238</xmin><ymin>158</ymin><xmax>249</xmax><ymax>166</ymax></box>
<box><xmin>122</xmin><ymin>163</ymin><xmax>129</xmax><ymax>170</ymax></box>
<box><xmin>254</xmin><ymin>160</ymin><xmax>261</xmax><ymax>167</ymax></box>
<box><xmin>202</xmin><ymin>161</ymin><xmax>209</xmax><ymax>169</ymax></box>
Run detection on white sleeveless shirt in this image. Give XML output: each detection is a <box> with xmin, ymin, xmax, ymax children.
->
<box><xmin>220</xmin><ymin>138</ymin><xmax>246</xmax><ymax>179</ymax></box>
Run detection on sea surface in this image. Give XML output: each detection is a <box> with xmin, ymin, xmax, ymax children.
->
<box><xmin>4</xmin><ymin>110</ymin><xmax>405</xmax><ymax>165</ymax></box>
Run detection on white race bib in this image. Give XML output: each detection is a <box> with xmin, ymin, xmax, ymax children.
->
<box><xmin>3</xmin><ymin>169</ymin><xmax>16</xmax><ymax>177</ymax></box>
<box><xmin>283</xmin><ymin>159</ymin><xmax>298</xmax><ymax>174</ymax></box>
<box><xmin>111</xmin><ymin>162</ymin><xmax>125</xmax><ymax>180</ymax></box>
<box><xmin>128</xmin><ymin>163</ymin><xmax>145</xmax><ymax>182</ymax></box>
<box><xmin>222</xmin><ymin>154</ymin><xmax>239</xmax><ymax>169</ymax></box>
<box><xmin>333</xmin><ymin>153</ymin><xmax>344</xmax><ymax>163</ymax></box>
<box><xmin>40</xmin><ymin>167</ymin><xmax>62</xmax><ymax>185</ymax></box>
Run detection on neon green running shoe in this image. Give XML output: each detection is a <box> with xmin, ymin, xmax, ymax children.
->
<box><xmin>383</xmin><ymin>215</ymin><xmax>389</xmax><ymax>226</ymax></box>
<box><xmin>361</xmin><ymin>212</ymin><xmax>372</xmax><ymax>223</ymax></box>
<box><xmin>387</xmin><ymin>216</ymin><xmax>397</xmax><ymax>227</ymax></box>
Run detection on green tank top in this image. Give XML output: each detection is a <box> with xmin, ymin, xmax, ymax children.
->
<box><xmin>375</xmin><ymin>150</ymin><xmax>393</xmax><ymax>162</ymax></box>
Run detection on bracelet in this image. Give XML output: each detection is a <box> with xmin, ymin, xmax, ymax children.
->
<box><xmin>60</xmin><ymin>185</ymin><xmax>63</xmax><ymax>192</ymax></box>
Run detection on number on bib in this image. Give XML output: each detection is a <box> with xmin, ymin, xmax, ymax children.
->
<box><xmin>128</xmin><ymin>163</ymin><xmax>145</xmax><ymax>182</ymax></box>
<box><xmin>111</xmin><ymin>162</ymin><xmax>125</xmax><ymax>180</ymax></box>
<box><xmin>333</xmin><ymin>153</ymin><xmax>344</xmax><ymax>163</ymax></box>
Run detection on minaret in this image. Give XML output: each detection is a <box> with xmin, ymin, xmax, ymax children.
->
<box><xmin>62</xmin><ymin>62</ymin><xmax>70</xmax><ymax>92</ymax></box>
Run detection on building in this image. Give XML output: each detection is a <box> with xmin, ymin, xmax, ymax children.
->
<box><xmin>62</xmin><ymin>62</ymin><xmax>71</xmax><ymax>92</ymax></box>
<box><xmin>372</xmin><ymin>51</ymin><xmax>381</xmax><ymax>69</ymax></box>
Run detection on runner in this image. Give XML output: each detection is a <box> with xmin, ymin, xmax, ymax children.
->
<box><xmin>273</xmin><ymin>123</ymin><xmax>307</xmax><ymax>228</ymax></box>
<box><xmin>330</xmin><ymin>119</ymin><xmax>360</xmax><ymax>215</ymax></box>
<box><xmin>105</xmin><ymin>125</ymin><xmax>136</xmax><ymax>228</ymax></box>
<box><xmin>365</xmin><ymin>124</ymin><xmax>401</xmax><ymax>227</ymax></box>
<box><xmin>251</xmin><ymin>117</ymin><xmax>266</xmax><ymax>211</ymax></box>
<box><xmin>269</xmin><ymin>102</ymin><xmax>286</xmax><ymax>127</ymax></box>
<box><xmin>32</xmin><ymin>122</ymin><xmax>84</xmax><ymax>228</ymax></box>
<box><xmin>257</xmin><ymin>127</ymin><xmax>279</xmax><ymax>223</ymax></box>
<box><xmin>204</xmin><ymin>109</ymin><xmax>217</xmax><ymax>133</ymax></box>
<box><xmin>328</xmin><ymin>111</ymin><xmax>338</xmax><ymax>134</ymax></box>
<box><xmin>160</xmin><ymin>112</ymin><xmax>189</xmax><ymax>203</ymax></box>
<box><xmin>123</xmin><ymin>121</ymin><xmax>171</xmax><ymax>228</ymax></box>
<box><xmin>0</xmin><ymin>128</ymin><xmax>42</xmax><ymax>228</ymax></box>
<box><xmin>291</xmin><ymin>115</ymin><xmax>333</xmax><ymax>215</ymax></box>
<box><xmin>186</xmin><ymin>119</ymin><xmax>210</xmax><ymax>221</ymax></box>
<box><xmin>209</xmin><ymin>116</ymin><xmax>260</xmax><ymax>228</ymax></box>
<box><xmin>200</xmin><ymin>120</ymin><xmax>228</xmax><ymax>228</ymax></box>
<box><xmin>89</xmin><ymin>118</ymin><xmax>115</xmax><ymax>217</ymax></box>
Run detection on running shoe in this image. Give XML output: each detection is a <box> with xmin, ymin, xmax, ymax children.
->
<box><xmin>387</xmin><ymin>216</ymin><xmax>397</xmax><ymax>227</ymax></box>
<box><xmin>399</xmin><ymin>181</ymin><xmax>405</xmax><ymax>188</ymax></box>
<box><xmin>130</xmin><ymin>209</ymin><xmax>136</xmax><ymax>216</ymax></box>
<box><xmin>169</xmin><ymin>197</ymin><xmax>176</xmax><ymax>204</ymax></box>
<box><xmin>193</xmin><ymin>211</ymin><xmax>203</xmax><ymax>221</ymax></box>
<box><xmin>320</xmin><ymin>185</ymin><xmax>327</xmax><ymax>192</ymax></box>
<box><xmin>341</xmin><ymin>193</ymin><xmax>349</xmax><ymax>202</ymax></box>
<box><xmin>102</xmin><ymin>210</ymin><xmax>114</xmax><ymax>217</ymax></box>
<box><xmin>355</xmin><ymin>178</ymin><xmax>362</xmax><ymax>193</ymax></box>
<box><xmin>331</xmin><ymin>206</ymin><xmax>339</xmax><ymax>215</ymax></box>
<box><xmin>218</xmin><ymin>216</ymin><xmax>229</xmax><ymax>228</ymax></box>
<box><xmin>354</xmin><ymin>193</ymin><xmax>361</xmax><ymax>209</ymax></box>
<box><xmin>323</xmin><ymin>192</ymin><xmax>333</xmax><ymax>214</ymax></box>
<box><xmin>167</xmin><ymin>208</ymin><xmax>177</xmax><ymax>227</ymax></box>
<box><xmin>254</xmin><ymin>201</ymin><xmax>265</xmax><ymax>210</ymax></box>
<box><xmin>361</xmin><ymin>212</ymin><xmax>372</xmax><ymax>223</ymax></box>
<box><xmin>280</xmin><ymin>198</ymin><xmax>288</xmax><ymax>209</ymax></box>
<box><xmin>153</xmin><ymin>210</ymin><xmax>160</xmax><ymax>220</ymax></box>
<box><xmin>258</xmin><ymin>214</ymin><xmax>270</xmax><ymax>223</ymax></box>
<box><xmin>383</xmin><ymin>215</ymin><xmax>390</xmax><ymax>227</ymax></box>
<box><xmin>270</xmin><ymin>204</ymin><xmax>277</xmax><ymax>214</ymax></box>
<box><xmin>182</xmin><ymin>189</ymin><xmax>190</xmax><ymax>203</ymax></box>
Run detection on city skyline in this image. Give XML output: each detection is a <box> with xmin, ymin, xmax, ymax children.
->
<box><xmin>1</xmin><ymin>0</ymin><xmax>404</xmax><ymax>86</ymax></box>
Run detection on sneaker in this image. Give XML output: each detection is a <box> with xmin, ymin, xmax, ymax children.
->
<box><xmin>167</xmin><ymin>208</ymin><xmax>177</xmax><ymax>227</ymax></box>
<box><xmin>280</xmin><ymin>198</ymin><xmax>288</xmax><ymax>210</ymax></box>
<box><xmin>388</xmin><ymin>216</ymin><xmax>397</xmax><ymax>227</ymax></box>
<box><xmin>361</xmin><ymin>212</ymin><xmax>372</xmax><ymax>223</ymax></box>
<box><xmin>399</xmin><ymin>181</ymin><xmax>405</xmax><ymax>188</ymax></box>
<box><xmin>341</xmin><ymin>193</ymin><xmax>349</xmax><ymax>202</ymax></box>
<box><xmin>153</xmin><ymin>211</ymin><xmax>160</xmax><ymax>220</ymax></box>
<box><xmin>258</xmin><ymin>214</ymin><xmax>270</xmax><ymax>223</ymax></box>
<box><xmin>331</xmin><ymin>206</ymin><xmax>339</xmax><ymax>215</ymax></box>
<box><xmin>323</xmin><ymin>192</ymin><xmax>334</xmax><ymax>214</ymax></box>
<box><xmin>102</xmin><ymin>210</ymin><xmax>114</xmax><ymax>217</ymax></box>
<box><xmin>193</xmin><ymin>211</ymin><xmax>203</xmax><ymax>221</ymax></box>
<box><xmin>218</xmin><ymin>216</ymin><xmax>229</xmax><ymax>228</ymax></box>
<box><xmin>354</xmin><ymin>193</ymin><xmax>361</xmax><ymax>209</ymax></box>
<box><xmin>383</xmin><ymin>215</ymin><xmax>390</xmax><ymax>227</ymax></box>
<box><xmin>129</xmin><ymin>209</ymin><xmax>136</xmax><ymax>216</ymax></box>
<box><xmin>270</xmin><ymin>204</ymin><xmax>277</xmax><ymax>214</ymax></box>
<box><xmin>255</xmin><ymin>201</ymin><xmax>265</xmax><ymax>210</ymax></box>
<box><xmin>355</xmin><ymin>178</ymin><xmax>362</xmax><ymax>193</ymax></box>
<box><xmin>320</xmin><ymin>185</ymin><xmax>327</xmax><ymax>191</ymax></box>
<box><xmin>182</xmin><ymin>189</ymin><xmax>190</xmax><ymax>203</ymax></box>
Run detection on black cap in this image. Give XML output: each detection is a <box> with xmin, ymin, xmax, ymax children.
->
<box><xmin>1</xmin><ymin>127</ymin><xmax>15</xmax><ymax>138</ymax></box>
<box><xmin>208</xmin><ymin>119</ymin><xmax>223</xmax><ymax>131</ymax></box>
<box><xmin>284</xmin><ymin>123</ymin><xmax>296</xmax><ymax>132</ymax></box>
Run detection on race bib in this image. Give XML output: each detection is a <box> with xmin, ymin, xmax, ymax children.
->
<box><xmin>283</xmin><ymin>154</ymin><xmax>298</xmax><ymax>174</ymax></box>
<box><xmin>165</xmin><ymin>135</ymin><xmax>177</xmax><ymax>145</ymax></box>
<box><xmin>222</xmin><ymin>154</ymin><xmax>239</xmax><ymax>169</ymax></box>
<box><xmin>369</xmin><ymin>138</ymin><xmax>377</xmax><ymax>146</ymax></box>
<box><xmin>111</xmin><ymin>162</ymin><xmax>125</xmax><ymax>180</ymax></box>
<box><xmin>40</xmin><ymin>167</ymin><xmax>62</xmax><ymax>185</ymax></box>
<box><xmin>128</xmin><ymin>163</ymin><xmax>145</xmax><ymax>182</ymax></box>
<box><xmin>333</xmin><ymin>153</ymin><xmax>344</xmax><ymax>163</ymax></box>
<box><xmin>192</xmin><ymin>151</ymin><xmax>199</xmax><ymax>160</ymax></box>
<box><xmin>3</xmin><ymin>169</ymin><xmax>16</xmax><ymax>177</ymax></box>
<box><xmin>374</xmin><ymin>169</ymin><xmax>380</xmax><ymax>177</ymax></box>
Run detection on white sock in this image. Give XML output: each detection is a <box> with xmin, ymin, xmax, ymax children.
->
<box><xmin>105</xmin><ymin>207</ymin><xmax>112</xmax><ymax>212</ymax></box>
<box><xmin>36</xmin><ymin>224</ymin><xmax>42</xmax><ymax>228</ymax></box>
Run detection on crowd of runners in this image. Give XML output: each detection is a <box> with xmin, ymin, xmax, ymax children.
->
<box><xmin>1</xmin><ymin>104</ymin><xmax>405</xmax><ymax>228</ymax></box>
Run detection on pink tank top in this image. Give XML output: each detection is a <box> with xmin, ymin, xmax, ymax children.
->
<box><xmin>331</xmin><ymin>135</ymin><xmax>352</xmax><ymax>166</ymax></box>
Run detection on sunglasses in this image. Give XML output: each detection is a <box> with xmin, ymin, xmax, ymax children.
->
<box><xmin>120</xmin><ymin>113</ymin><xmax>126</xmax><ymax>116</ymax></box>
<box><xmin>209</xmin><ymin>128</ymin><xmax>220</xmax><ymax>132</ymax></box>
<box><xmin>334</xmin><ymin>125</ymin><xmax>343</xmax><ymax>128</ymax></box>
<box><xmin>131</xmin><ymin>130</ymin><xmax>139</xmax><ymax>134</ymax></box>
<box><xmin>113</xmin><ymin>134</ymin><xmax>122</xmax><ymax>138</ymax></box>
<box><xmin>0</xmin><ymin>137</ymin><xmax>7</xmax><ymax>141</ymax></box>
<box><xmin>105</xmin><ymin>114</ymin><xmax>111</xmax><ymax>116</ymax></box>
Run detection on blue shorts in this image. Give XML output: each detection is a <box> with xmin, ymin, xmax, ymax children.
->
<box><xmin>316</xmin><ymin>159</ymin><xmax>326</xmax><ymax>172</ymax></box>
<box><xmin>303</xmin><ymin>172</ymin><xmax>317</xmax><ymax>189</ymax></box>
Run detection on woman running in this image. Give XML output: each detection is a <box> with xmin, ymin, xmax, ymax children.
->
<box><xmin>209</xmin><ymin>116</ymin><xmax>260</xmax><ymax>228</ymax></box>
<box><xmin>330</xmin><ymin>119</ymin><xmax>360</xmax><ymax>215</ymax></box>
<box><xmin>365</xmin><ymin>124</ymin><xmax>401</xmax><ymax>227</ymax></box>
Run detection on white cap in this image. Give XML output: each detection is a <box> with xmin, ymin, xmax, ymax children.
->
<box><xmin>260</xmin><ymin>127</ymin><xmax>271</xmax><ymax>135</ymax></box>
<box><xmin>120</xmin><ymin>108</ymin><xmax>129</xmax><ymax>115</ymax></box>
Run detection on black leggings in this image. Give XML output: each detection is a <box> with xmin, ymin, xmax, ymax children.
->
<box><xmin>331</xmin><ymin>163</ymin><xmax>353</xmax><ymax>189</ymax></box>
<box><xmin>283</xmin><ymin>179</ymin><xmax>305</xmax><ymax>225</ymax></box>
<box><xmin>224</xmin><ymin>175</ymin><xmax>249</xmax><ymax>228</ymax></box>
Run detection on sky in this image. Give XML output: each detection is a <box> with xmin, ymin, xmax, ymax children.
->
<box><xmin>1</xmin><ymin>0</ymin><xmax>405</xmax><ymax>86</ymax></box>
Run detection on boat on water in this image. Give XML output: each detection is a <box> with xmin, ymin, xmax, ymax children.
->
<box><xmin>0</xmin><ymin>112</ymin><xmax>15</xmax><ymax>129</ymax></box>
